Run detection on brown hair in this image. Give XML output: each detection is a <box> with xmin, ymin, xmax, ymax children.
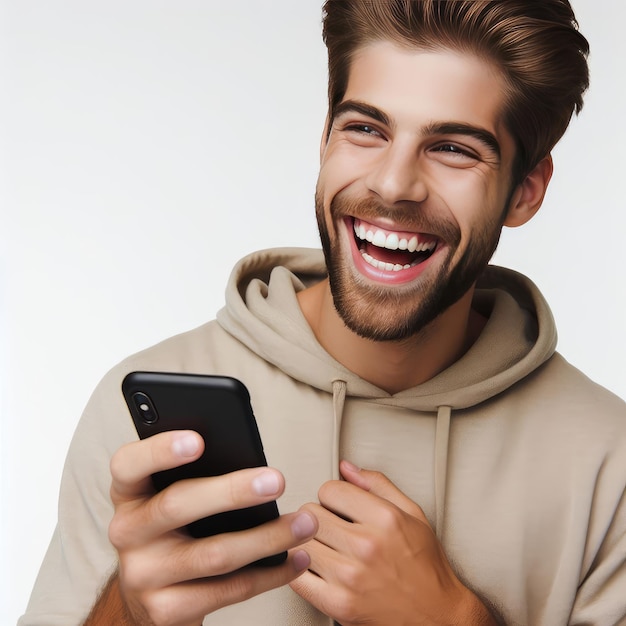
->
<box><xmin>322</xmin><ymin>0</ymin><xmax>590</xmax><ymax>184</ymax></box>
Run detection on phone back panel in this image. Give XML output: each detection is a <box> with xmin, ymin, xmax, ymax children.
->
<box><xmin>122</xmin><ymin>371</ymin><xmax>285</xmax><ymax>564</ymax></box>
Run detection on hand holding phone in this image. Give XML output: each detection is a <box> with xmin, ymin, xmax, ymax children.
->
<box><xmin>98</xmin><ymin>428</ymin><xmax>317</xmax><ymax>625</ymax></box>
<box><xmin>122</xmin><ymin>371</ymin><xmax>285</xmax><ymax>560</ymax></box>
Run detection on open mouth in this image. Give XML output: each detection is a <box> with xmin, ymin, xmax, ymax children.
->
<box><xmin>352</xmin><ymin>217</ymin><xmax>439</xmax><ymax>272</ymax></box>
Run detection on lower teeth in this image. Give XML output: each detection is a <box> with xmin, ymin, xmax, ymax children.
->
<box><xmin>361</xmin><ymin>251</ymin><xmax>413</xmax><ymax>272</ymax></box>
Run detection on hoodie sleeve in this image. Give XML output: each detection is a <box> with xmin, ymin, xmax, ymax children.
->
<box><xmin>18</xmin><ymin>366</ymin><xmax>136</xmax><ymax>626</ymax></box>
<box><xmin>569</xmin><ymin>457</ymin><xmax>626</xmax><ymax>625</ymax></box>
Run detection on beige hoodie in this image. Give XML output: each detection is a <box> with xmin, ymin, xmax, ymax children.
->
<box><xmin>20</xmin><ymin>248</ymin><xmax>626</xmax><ymax>625</ymax></box>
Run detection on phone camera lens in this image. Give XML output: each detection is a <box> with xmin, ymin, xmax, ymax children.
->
<box><xmin>132</xmin><ymin>392</ymin><xmax>158</xmax><ymax>424</ymax></box>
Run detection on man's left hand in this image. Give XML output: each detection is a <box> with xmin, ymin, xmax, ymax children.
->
<box><xmin>290</xmin><ymin>460</ymin><xmax>496</xmax><ymax>625</ymax></box>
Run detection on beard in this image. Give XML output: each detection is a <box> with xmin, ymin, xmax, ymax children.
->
<box><xmin>315</xmin><ymin>190</ymin><xmax>504</xmax><ymax>342</ymax></box>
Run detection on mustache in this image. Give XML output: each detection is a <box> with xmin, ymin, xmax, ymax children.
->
<box><xmin>324</xmin><ymin>192</ymin><xmax>461</xmax><ymax>247</ymax></box>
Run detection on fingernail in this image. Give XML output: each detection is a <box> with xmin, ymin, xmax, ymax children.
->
<box><xmin>291</xmin><ymin>512</ymin><xmax>316</xmax><ymax>540</ymax></box>
<box><xmin>252</xmin><ymin>470</ymin><xmax>281</xmax><ymax>496</ymax></box>
<box><xmin>171</xmin><ymin>433</ymin><xmax>200</xmax><ymax>457</ymax></box>
<box><xmin>293</xmin><ymin>549</ymin><xmax>310</xmax><ymax>572</ymax></box>
<box><xmin>342</xmin><ymin>459</ymin><xmax>361</xmax><ymax>472</ymax></box>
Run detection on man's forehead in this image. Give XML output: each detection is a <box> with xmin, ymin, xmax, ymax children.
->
<box><xmin>341</xmin><ymin>42</ymin><xmax>508</xmax><ymax>132</ymax></box>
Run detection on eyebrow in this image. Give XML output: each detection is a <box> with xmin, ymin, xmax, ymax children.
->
<box><xmin>424</xmin><ymin>122</ymin><xmax>501</xmax><ymax>160</ymax></box>
<box><xmin>332</xmin><ymin>100</ymin><xmax>391</xmax><ymax>128</ymax></box>
<box><xmin>332</xmin><ymin>99</ymin><xmax>501</xmax><ymax>161</ymax></box>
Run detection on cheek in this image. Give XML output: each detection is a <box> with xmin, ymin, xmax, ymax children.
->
<box><xmin>318</xmin><ymin>145</ymin><xmax>371</xmax><ymax>206</ymax></box>
<box><xmin>433</xmin><ymin>170</ymin><xmax>504</xmax><ymax>233</ymax></box>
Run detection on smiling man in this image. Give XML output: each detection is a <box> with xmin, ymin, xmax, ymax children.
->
<box><xmin>20</xmin><ymin>2</ymin><xmax>626</xmax><ymax>626</ymax></box>
<box><xmin>300</xmin><ymin>41</ymin><xmax>548</xmax><ymax>393</ymax></box>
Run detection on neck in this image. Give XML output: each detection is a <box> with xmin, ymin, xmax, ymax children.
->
<box><xmin>297</xmin><ymin>279</ymin><xmax>485</xmax><ymax>394</ymax></box>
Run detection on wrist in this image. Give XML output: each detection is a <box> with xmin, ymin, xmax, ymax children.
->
<box><xmin>451</xmin><ymin>587</ymin><xmax>498</xmax><ymax>626</ymax></box>
<box><xmin>83</xmin><ymin>571</ymin><xmax>136</xmax><ymax>626</ymax></box>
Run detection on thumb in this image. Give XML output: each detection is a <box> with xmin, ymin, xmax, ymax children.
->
<box><xmin>339</xmin><ymin>460</ymin><xmax>430</xmax><ymax>524</ymax></box>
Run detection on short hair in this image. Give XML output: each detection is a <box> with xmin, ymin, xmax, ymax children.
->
<box><xmin>322</xmin><ymin>0</ymin><xmax>590</xmax><ymax>185</ymax></box>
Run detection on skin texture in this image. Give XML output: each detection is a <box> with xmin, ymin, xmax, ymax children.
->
<box><xmin>299</xmin><ymin>42</ymin><xmax>552</xmax><ymax>394</ymax></box>
<box><xmin>290</xmin><ymin>461</ymin><xmax>495</xmax><ymax>626</ymax></box>
<box><xmin>85</xmin><ymin>430</ymin><xmax>317</xmax><ymax>626</ymax></box>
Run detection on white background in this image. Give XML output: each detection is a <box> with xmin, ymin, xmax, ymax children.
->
<box><xmin>1</xmin><ymin>1</ymin><xmax>625</xmax><ymax>623</ymax></box>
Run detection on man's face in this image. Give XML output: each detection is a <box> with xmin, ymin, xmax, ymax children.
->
<box><xmin>315</xmin><ymin>42</ymin><xmax>518</xmax><ymax>341</ymax></box>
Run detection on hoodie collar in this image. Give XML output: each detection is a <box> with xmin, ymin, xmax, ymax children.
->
<box><xmin>217</xmin><ymin>247</ymin><xmax>557</xmax><ymax>410</ymax></box>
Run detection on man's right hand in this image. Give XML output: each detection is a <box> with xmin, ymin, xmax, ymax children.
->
<box><xmin>94</xmin><ymin>429</ymin><xmax>317</xmax><ymax>626</ymax></box>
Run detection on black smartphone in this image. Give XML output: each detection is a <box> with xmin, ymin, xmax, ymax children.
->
<box><xmin>122</xmin><ymin>371</ymin><xmax>286</xmax><ymax>566</ymax></box>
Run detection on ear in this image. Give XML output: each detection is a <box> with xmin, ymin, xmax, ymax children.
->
<box><xmin>319</xmin><ymin>112</ymin><xmax>332</xmax><ymax>163</ymax></box>
<box><xmin>503</xmin><ymin>155</ymin><xmax>553</xmax><ymax>227</ymax></box>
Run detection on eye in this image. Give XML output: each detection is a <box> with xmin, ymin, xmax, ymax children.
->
<box><xmin>429</xmin><ymin>142</ymin><xmax>482</xmax><ymax>168</ymax></box>
<box><xmin>345</xmin><ymin>123</ymin><xmax>383</xmax><ymax>137</ymax></box>
<box><xmin>336</xmin><ymin>120</ymin><xmax>387</xmax><ymax>147</ymax></box>
<box><xmin>432</xmin><ymin>143</ymin><xmax>476</xmax><ymax>158</ymax></box>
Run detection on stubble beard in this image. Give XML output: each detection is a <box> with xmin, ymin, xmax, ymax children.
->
<box><xmin>315</xmin><ymin>190</ymin><xmax>504</xmax><ymax>342</ymax></box>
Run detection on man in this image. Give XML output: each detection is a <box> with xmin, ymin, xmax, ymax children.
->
<box><xmin>20</xmin><ymin>1</ymin><xmax>626</xmax><ymax>625</ymax></box>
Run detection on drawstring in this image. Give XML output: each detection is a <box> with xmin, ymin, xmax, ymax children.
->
<box><xmin>324</xmin><ymin>387</ymin><xmax>450</xmax><ymax>626</ymax></box>
<box><xmin>331</xmin><ymin>379</ymin><xmax>347</xmax><ymax>481</ymax></box>
<box><xmin>328</xmin><ymin>383</ymin><xmax>452</xmax><ymax>537</ymax></box>
<box><xmin>329</xmin><ymin>379</ymin><xmax>347</xmax><ymax>626</ymax></box>
<box><xmin>434</xmin><ymin>405</ymin><xmax>451</xmax><ymax>540</ymax></box>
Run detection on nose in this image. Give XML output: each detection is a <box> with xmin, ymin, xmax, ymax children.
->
<box><xmin>365</xmin><ymin>142</ymin><xmax>428</xmax><ymax>206</ymax></box>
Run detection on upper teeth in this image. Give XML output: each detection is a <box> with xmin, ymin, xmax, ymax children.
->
<box><xmin>354</xmin><ymin>221</ymin><xmax>436</xmax><ymax>253</ymax></box>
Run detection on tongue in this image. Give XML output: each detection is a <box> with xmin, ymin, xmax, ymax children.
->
<box><xmin>365</xmin><ymin>243</ymin><xmax>415</xmax><ymax>265</ymax></box>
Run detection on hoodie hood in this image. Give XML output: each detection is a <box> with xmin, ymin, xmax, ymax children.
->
<box><xmin>217</xmin><ymin>247</ymin><xmax>557</xmax><ymax>411</ymax></box>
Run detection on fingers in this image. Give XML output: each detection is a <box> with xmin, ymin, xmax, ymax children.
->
<box><xmin>120</xmin><ymin>511</ymin><xmax>318</xmax><ymax>589</ymax></box>
<box><xmin>314</xmin><ymin>479</ymin><xmax>392</xmax><ymax>527</ymax></box>
<box><xmin>299</xmin><ymin>502</ymin><xmax>353</xmax><ymax>552</ymax></box>
<box><xmin>110</xmin><ymin>429</ymin><xmax>290</xmax><ymax>543</ymax></box>
<box><xmin>338</xmin><ymin>460</ymin><xmax>428</xmax><ymax>524</ymax></box>
<box><xmin>289</xmin><ymin>568</ymin><xmax>331</xmax><ymax>616</ymax></box>
<box><xmin>111</xmin><ymin>430</ymin><xmax>204</xmax><ymax>501</ymax></box>
<box><xmin>185</xmin><ymin>511</ymin><xmax>316</xmax><ymax>577</ymax></box>
<box><xmin>110</xmin><ymin>466</ymin><xmax>287</xmax><ymax>546</ymax></box>
<box><xmin>147</xmin><ymin>467</ymin><xmax>286</xmax><ymax>540</ymax></box>
<box><xmin>133</xmin><ymin>550</ymin><xmax>311</xmax><ymax>626</ymax></box>
<box><xmin>107</xmin><ymin>429</ymin><xmax>320</xmax><ymax>623</ymax></box>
